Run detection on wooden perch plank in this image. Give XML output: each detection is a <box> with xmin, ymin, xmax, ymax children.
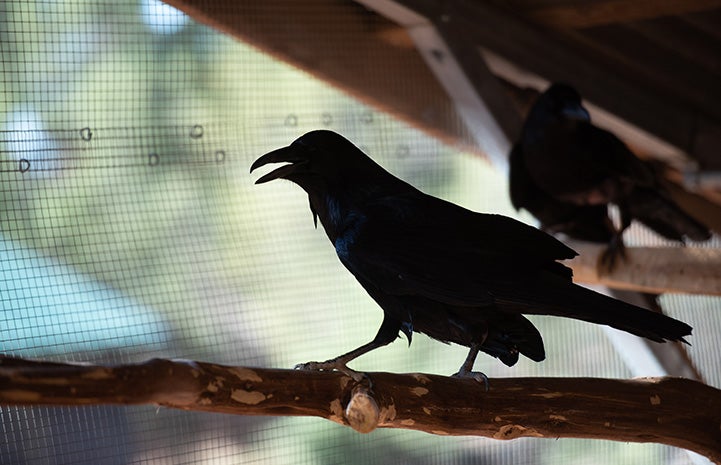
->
<box><xmin>567</xmin><ymin>241</ymin><xmax>721</xmax><ymax>295</ymax></box>
<box><xmin>1</xmin><ymin>356</ymin><xmax>720</xmax><ymax>462</ymax></box>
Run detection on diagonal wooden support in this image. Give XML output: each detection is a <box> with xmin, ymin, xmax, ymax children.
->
<box><xmin>356</xmin><ymin>0</ymin><xmax>522</xmax><ymax>169</ymax></box>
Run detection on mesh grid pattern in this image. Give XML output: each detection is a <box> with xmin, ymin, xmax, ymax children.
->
<box><xmin>0</xmin><ymin>1</ymin><xmax>714</xmax><ymax>464</ymax></box>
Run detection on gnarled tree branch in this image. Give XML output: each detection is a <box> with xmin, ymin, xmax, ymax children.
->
<box><xmin>1</xmin><ymin>356</ymin><xmax>720</xmax><ymax>463</ymax></box>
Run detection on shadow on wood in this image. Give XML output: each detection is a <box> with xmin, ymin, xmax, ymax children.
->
<box><xmin>1</xmin><ymin>356</ymin><xmax>720</xmax><ymax>462</ymax></box>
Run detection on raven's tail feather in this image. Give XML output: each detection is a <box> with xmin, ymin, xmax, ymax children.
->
<box><xmin>480</xmin><ymin>313</ymin><xmax>545</xmax><ymax>366</ymax></box>
<box><xmin>627</xmin><ymin>187</ymin><xmax>711</xmax><ymax>242</ymax></box>
<box><xmin>496</xmin><ymin>275</ymin><xmax>692</xmax><ymax>344</ymax></box>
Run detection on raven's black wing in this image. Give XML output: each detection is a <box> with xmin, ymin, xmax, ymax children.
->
<box><xmin>338</xmin><ymin>191</ymin><xmax>576</xmax><ymax>308</ymax></box>
<box><xmin>523</xmin><ymin>122</ymin><xmax>656</xmax><ymax>203</ymax></box>
<box><xmin>580</xmin><ymin>125</ymin><xmax>656</xmax><ymax>186</ymax></box>
<box><xmin>510</xmin><ymin>143</ymin><xmax>615</xmax><ymax>243</ymax></box>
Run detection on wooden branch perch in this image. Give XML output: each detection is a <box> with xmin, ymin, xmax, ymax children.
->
<box><xmin>1</xmin><ymin>356</ymin><xmax>720</xmax><ymax>462</ymax></box>
<box><xmin>566</xmin><ymin>241</ymin><xmax>721</xmax><ymax>295</ymax></box>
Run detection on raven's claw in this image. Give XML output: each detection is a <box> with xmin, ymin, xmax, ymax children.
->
<box><xmin>452</xmin><ymin>369</ymin><xmax>490</xmax><ymax>391</ymax></box>
<box><xmin>295</xmin><ymin>360</ymin><xmax>368</xmax><ymax>384</ymax></box>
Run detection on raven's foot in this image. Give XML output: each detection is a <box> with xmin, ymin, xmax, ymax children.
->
<box><xmin>452</xmin><ymin>343</ymin><xmax>489</xmax><ymax>390</ymax></box>
<box><xmin>452</xmin><ymin>369</ymin><xmax>490</xmax><ymax>391</ymax></box>
<box><xmin>597</xmin><ymin>234</ymin><xmax>627</xmax><ymax>275</ymax></box>
<box><xmin>294</xmin><ymin>360</ymin><xmax>368</xmax><ymax>384</ymax></box>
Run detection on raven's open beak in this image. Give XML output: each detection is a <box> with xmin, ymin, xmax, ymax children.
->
<box><xmin>250</xmin><ymin>145</ymin><xmax>308</xmax><ymax>184</ymax></box>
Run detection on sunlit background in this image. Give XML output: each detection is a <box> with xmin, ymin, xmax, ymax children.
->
<box><xmin>0</xmin><ymin>1</ymin><xmax>713</xmax><ymax>464</ymax></box>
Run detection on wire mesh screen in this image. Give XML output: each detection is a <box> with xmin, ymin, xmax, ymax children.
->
<box><xmin>0</xmin><ymin>1</ymin><xmax>717</xmax><ymax>464</ymax></box>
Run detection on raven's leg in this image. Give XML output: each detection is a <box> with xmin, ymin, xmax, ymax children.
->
<box><xmin>295</xmin><ymin>314</ymin><xmax>401</xmax><ymax>382</ymax></box>
<box><xmin>456</xmin><ymin>343</ymin><xmax>480</xmax><ymax>374</ymax></box>
<box><xmin>452</xmin><ymin>343</ymin><xmax>489</xmax><ymax>390</ymax></box>
<box><xmin>598</xmin><ymin>204</ymin><xmax>630</xmax><ymax>274</ymax></box>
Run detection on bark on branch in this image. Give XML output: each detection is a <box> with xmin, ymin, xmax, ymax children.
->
<box><xmin>1</xmin><ymin>356</ymin><xmax>720</xmax><ymax>463</ymax></box>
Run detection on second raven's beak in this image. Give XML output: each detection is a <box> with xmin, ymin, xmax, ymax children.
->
<box><xmin>250</xmin><ymin>145</ymin><xmax>308</xmax><ymax>184</ymax></box>
<box><xmin>561</xmin><ymin>103</ymin><xmax>591</xmax><ymax>122</ymax></box>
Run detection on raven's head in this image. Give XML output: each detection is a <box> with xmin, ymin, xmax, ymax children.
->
<box><xmin>251</xmin><ymin>130</ymin><xmax>402</xmax><ymax>230</ymax></box>
<box><xmin>520</xmin><ymin>83</ymin><xmax>590</xmax><ymax>142</ymax></box>
<box><xmin>541</xmin><ymin>83</ymin><xmax>591</xmax><ymax>122</ymax></box>
<box><xmin>251</xmin><ymin>130</ymin><xmax>393</xmax><ymax>194</ymax></box>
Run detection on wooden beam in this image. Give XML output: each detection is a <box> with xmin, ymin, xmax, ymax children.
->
<box><xmin>520</xmin><ymin>0</ymin><xmax>721</xmax><ymax>29</ymax></box>
<box><xmin>567</xmin><ymin>241</ymin><xmax>721</xmax><ymax>296</ymax></box>
<box><xmin>2</xmin><ymin>357</ymin><xmax>721</xmax><ymax>462</ymax></box>
<box><xmin>163</xmin><ymin>0</ymin><xmax>477</xmax><ymax>153</ymax></box>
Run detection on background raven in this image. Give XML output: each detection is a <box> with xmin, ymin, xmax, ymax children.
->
<box><xmin>251</xmin><ymin>130</ymin><xmax>692</xmax><ymax>381</ymax></box>
<box><xmin>510</xmin><ymin>83</ymin><xmax>711</xmax><ymax>271</ymax></box>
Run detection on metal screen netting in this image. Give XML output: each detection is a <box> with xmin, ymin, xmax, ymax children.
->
<box><xmin>0</xmin><ymin>1</ymin><xmax>715</xmax><ymax>464</ymax></box>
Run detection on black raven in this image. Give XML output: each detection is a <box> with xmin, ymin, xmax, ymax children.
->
<box><xmin>510</xmin><ymin>83</ymin><xmax>710</xmax><ymax>271</ymax></box>
<box><xmin>251</xmin><ymin>130</ymin><xmax>692</xmax><ymax>381</ymax></box>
